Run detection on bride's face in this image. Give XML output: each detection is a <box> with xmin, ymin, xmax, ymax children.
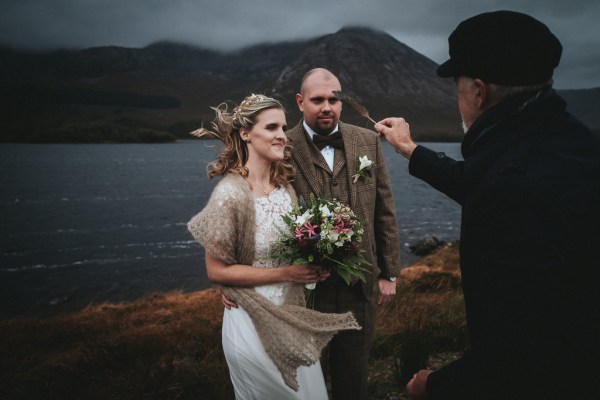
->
<box><xmin>242</xmin><ymin>108</ymin><xmax>288</xmax><ymax>162</ymax></box>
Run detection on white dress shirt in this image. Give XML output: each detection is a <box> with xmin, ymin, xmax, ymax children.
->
<box><xmin>302</xmin><ymin>120</ymin><xmax>339</xmax><ymax>171</ymax></box>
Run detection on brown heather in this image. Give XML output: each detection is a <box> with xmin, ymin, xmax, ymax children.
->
<box><xmin>1</xmin><ymin>244</ymin><xmax>467</xmax><ymax>400</ymax></box>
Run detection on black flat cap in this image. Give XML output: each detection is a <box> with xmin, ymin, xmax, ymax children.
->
<box><xmin>437</xmin><ymin>10</ymin><xmax>562</xmax><ymax>85</ymax></box>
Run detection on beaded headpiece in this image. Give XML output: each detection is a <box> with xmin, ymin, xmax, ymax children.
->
<box><xmin>233</xmin><ymin>94</ymin><xmax>273</xmax><ymax>121</ymax></box>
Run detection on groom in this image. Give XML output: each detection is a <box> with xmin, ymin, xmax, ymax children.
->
<box><xmin>286</xmin><ymin>68</ymin><xmax>402</xmax><ymax>399</ymax></box>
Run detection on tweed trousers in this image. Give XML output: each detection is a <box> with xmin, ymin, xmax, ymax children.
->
<box><xmin>314</xmin><ymin>275</ymin><xmax>374</xmax><ymax>400</ymax></box>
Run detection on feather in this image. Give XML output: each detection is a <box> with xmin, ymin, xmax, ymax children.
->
<box><xmin>332</xmin><ymin>90</ymin><xmax>377</xmax><ymax>125</ymax></box>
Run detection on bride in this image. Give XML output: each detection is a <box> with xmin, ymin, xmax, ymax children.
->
<box><xmin>187</xmin><ymin>94</ymin><xmax>360</xmax><ymax>399</ymax></box>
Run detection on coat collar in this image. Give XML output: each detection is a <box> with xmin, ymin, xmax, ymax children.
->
<box><xmin>462</xmin><ymin>86</ymin><xmax>560</xmax><ymax>158</ymax></box>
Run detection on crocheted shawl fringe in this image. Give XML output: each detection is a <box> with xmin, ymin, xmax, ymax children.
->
<box><xmin>222</xmin><ymin>286</ymin><xmax>361</xmax><ymax>391</ymax></box>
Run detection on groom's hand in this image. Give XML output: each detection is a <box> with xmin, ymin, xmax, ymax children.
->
<box><xmin>377</xmin><ymin>278</ymin><xmax>396</xmax><ymax>305</ymax></box>
<box><xmin>220</xmin><ymin>289</ymin><xmax>238</xmax><ymax>309</ymax></box>
<box><xmin>407</xmin><ymin>369</ymin><xmax>432</xmax><ymax>399</ymax></box>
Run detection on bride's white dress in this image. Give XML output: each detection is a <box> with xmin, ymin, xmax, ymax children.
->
<box><xmin>221</xmin><ymin>187</ymin><xmax>329</xmax><ymax>400</ymax></box>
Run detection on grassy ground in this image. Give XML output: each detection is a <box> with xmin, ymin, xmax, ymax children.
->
<box><xmin>369</xmin><ymin>243</ymin><xmax>467</xmax><ymax>399</ymax></box>
<box><xmin>1</xmin><ymin>244</ymin><xmax>467</xmax><ymax>399</ymax></box>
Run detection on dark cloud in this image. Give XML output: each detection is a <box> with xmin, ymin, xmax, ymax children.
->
<box><xmin>1</xmin><ymin>0</ymin><xmax>598</xmax><ymax>88</ymax></box>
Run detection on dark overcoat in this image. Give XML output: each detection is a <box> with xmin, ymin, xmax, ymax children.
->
<box><xmin>410</xmin><ymin>88</ymin><xmax>600</xmax><ymax>399</ymax></box>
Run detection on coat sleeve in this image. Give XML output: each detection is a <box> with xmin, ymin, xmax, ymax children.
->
<box><xmin>409</xmin><ymin>145</ymin><xmax>466</xmax><ymax>205</ymax></box>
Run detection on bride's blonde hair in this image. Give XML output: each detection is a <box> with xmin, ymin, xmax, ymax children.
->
<box><xmin>191</xmin><ymin>94</ymin><xmax>294</xmax><ymax>186</ymax></box>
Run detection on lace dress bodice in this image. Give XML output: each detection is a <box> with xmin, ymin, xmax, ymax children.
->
<box><xmin>253</xmin><ymin>187</ymin><xmax>293</xmax><ymax>304</ymax></box>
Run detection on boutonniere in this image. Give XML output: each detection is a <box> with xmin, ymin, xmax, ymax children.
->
<box><xmin>353</xmin><ymin>155</ymin><xmax>373</xmax><ymax>183</ymax></box>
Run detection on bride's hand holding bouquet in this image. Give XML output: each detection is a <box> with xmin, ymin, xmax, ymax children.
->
<box><xmin>274</xmin><ymin>194</ymin><xmax>370</xmax><ymax>301</ymax></box>
<box><xmin>284</xmin><ymin>263</ymin><xmax>330</xmax><ymax>286</ymax></box>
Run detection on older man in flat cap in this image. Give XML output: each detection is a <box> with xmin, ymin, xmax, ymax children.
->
<box><xmin>376</xmin><ymin>10</ymin><xmax>600</xmax><ymax>400</ymax></box>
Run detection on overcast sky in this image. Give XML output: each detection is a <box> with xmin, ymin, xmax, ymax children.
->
<box><xmin>1</xmin><ymin>0</ymin><xmax>599</xmax><ymax>89</ymax></box>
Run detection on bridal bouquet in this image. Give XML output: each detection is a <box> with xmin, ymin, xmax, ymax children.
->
<box><xmin>275</xmin><ymin>194</ymin><xmax>370</xmax><ymax>293</ymax></box>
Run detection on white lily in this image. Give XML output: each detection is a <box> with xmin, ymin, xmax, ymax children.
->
<box><xmin>325</xmin><ymin>231</ymin><xmax>340</xmax><ymax>242</ymax></box>
<box><xmin>319</xmin><ymin>204</ymin><xmax>331</xmax><ymax>217</ymax></box>
<box><xmin>295</xmin><ymin>210</ymin><xmax>313</xmax><ymax>225</ymax></box>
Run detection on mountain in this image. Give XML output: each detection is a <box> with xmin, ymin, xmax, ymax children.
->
<box><xmin>0</xmin><ymin>27</ymin><xmax>597</xmax><ymax>143</ymax></box>
<box><xmin>270</xmin><ymin>27</ymin><xmax>460</xmax><ymax>137</ymax></box>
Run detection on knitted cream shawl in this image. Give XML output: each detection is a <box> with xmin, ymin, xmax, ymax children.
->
<box><xmin>188</xmin><ymin>173</ymin><xmax>360</xmax><ymax>391</ymax></box>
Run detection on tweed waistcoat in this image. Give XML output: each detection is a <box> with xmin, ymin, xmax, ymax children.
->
<box><xmin>307</xmin><ymin>143</ymin><xmax>350</xmax><ymax>205</ymax></box>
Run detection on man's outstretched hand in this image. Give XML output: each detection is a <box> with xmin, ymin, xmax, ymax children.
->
<box><xmin>375</xmin><ymin>118</ymin><xmax>417</xmax><ymax>159</ymax></box>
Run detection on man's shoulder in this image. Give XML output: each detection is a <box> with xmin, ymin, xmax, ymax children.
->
<box><xmin>339</xmin><ymin>121</ymin><xmax>377</xmax><ymax>137</ymax></box>
<box><xmin>285</xmin><ymin>121</ymin><xmax>305</xmax><ymax>137</ymax></box>
<box><xmin>339</xmin><ymin>121</ymin><xmax>378</xmax><ymax>142</ymax></box>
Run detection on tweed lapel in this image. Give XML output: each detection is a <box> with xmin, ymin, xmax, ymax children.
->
<box><xmin>287</xmin><ymin>123</ymin><xmax>323</xmax><ymax>197</ymax></box>
<box><xmin>340</xmin><ymin>122</ymin><xmax>359</xmax><ymax>208</ymax></box>
<box><xmin>312</xmin><ymin>148</ymin><xmax>331</xmax><ymax>172</ymax></box>
<box><xmin>331</xmin><ymin>149</ymin><xmax>345</xmax><ymax>176</ymax></box>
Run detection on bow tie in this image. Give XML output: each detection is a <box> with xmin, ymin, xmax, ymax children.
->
<box><xmin>312</xmin><ymin>131</ymin><xmax>344</xmax><ymax>150</ymax></box>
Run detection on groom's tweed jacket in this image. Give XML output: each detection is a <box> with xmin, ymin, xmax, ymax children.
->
<box><xmin>286</xmin><ymin>120</ymin><xmax>402</xmax><ymax>302</ymax></box>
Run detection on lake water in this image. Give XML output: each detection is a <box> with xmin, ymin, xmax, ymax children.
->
<box><xmin>0</xmin><ymin>140</ymin><xmax>462</xmax><ymax>316</ymax></box>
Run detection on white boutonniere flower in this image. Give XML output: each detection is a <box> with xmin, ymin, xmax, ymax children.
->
<box><xmin>353</xmin><ymin>155</ymin><xmax>373</xmax><ymax>183</ymax></box>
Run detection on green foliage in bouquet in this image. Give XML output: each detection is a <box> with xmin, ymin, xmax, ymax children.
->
<box><xmin>275</xmin><ymin>194</ymin><xmax>371</xmax><ymax>285</ymax></box>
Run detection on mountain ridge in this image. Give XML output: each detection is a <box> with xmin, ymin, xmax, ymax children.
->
<box><xmin>1</xmin><ymin>27</ymin><xmax>597</xmax><ymax>143</ymax></box>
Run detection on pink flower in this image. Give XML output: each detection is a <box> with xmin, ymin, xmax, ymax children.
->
<box><xmin>304</xmin><ymin>222</ymin><xmax>318</xmax><ymax>237</ymax></box>
<box><xmin>334</xmin><ymin>225</ymin><xmax>350</xmax><ymax>234</ymax></box>
<box><xmin>332</xmin><ymin>219</ymin><xmax>346</xmax><ymax>233</ymax></box>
